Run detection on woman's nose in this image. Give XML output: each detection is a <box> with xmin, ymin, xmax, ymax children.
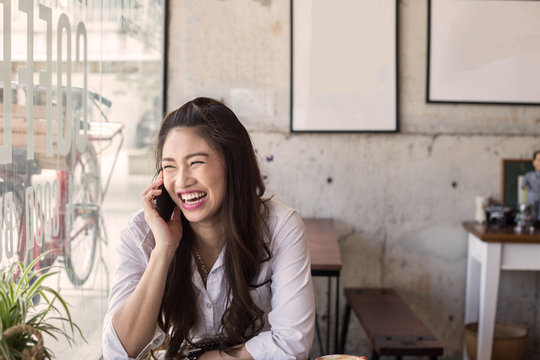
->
<box><xmin>175</xmin><ymin>168</ymin><xmax>195</xmax><ymax>188</ymax></box>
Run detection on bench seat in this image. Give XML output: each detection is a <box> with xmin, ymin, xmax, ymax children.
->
<box><xmin>340</xmin><ymin>288</ymin><xmax>444</xmax><ymax>359</ymax></box>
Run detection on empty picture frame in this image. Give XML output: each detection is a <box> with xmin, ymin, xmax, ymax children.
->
<box><xmin>290</xmin><ymin>0</ymin><xmax>398</xmax><ymax>132</ymax></box>
<box><xmin>501</xmin><ymin>159</ymin><xmax>534</xmax><ymax>210</ymax></box>
<box><xmin>427</xmin><ymin>0</ymin><xmax>540</xmax><ymax>105</ymax></box>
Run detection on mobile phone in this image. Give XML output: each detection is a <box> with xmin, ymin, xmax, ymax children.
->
<box><xmin>154</xmin><ymin>184</ymin><xmax>176</xmax><ymax>221</ymax></box>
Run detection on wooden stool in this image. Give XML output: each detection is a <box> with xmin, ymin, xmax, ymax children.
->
<box><xmin>340</xmin><ymin>288</ymin><xmax>443</xmax><ymax>359</ymax></box>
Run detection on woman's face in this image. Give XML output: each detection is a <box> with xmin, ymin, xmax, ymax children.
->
<box><xmin>161</xmin><ymin>127</ymin><xmax>226</xmax><ymax>226</ymax></box>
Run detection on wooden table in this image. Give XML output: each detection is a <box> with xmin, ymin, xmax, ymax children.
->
<box><xmin>304</xmin><ymin>218</ymin><xmax>343</xmax><ymax>355</ymax></box>
<box><xmin>463</xmin><ymin>221</ymin><xmax>540</xmax><ymax>360</ymax></box>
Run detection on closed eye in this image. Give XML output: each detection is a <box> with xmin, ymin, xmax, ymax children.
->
<box><xmin>189</xmin><ymin>161</ymin><xmax>204</xmax><ymax>167</ymax></box>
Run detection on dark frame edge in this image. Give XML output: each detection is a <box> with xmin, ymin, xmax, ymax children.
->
<box><xmin>394</xmin><ymin>0</ymin><xmax>400</xmax><ymax>133</ymax></box>
<box><xmin>162</xmin><ymin>0</ymin><xmax>169</xmax><ymax>115</ymax></box>
<box><xmin>501</xmin><ymin>158</ymin><xmax>535</xmax><ymax>209</ymax></box>
<box><xmin>426</xmin><ymin>0</ymin><xmax>432</xmax><ymax>104</ymax></box>
<box><xmin>289</xmin><ymin>0</ymin><xmax>294</xmax><ymax>133</ymax></box>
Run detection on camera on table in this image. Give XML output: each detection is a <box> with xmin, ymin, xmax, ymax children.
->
<box><xmin>485</xmin><ymin>205</ymin><xmax>513</xmax><ymax>227</ymax></box>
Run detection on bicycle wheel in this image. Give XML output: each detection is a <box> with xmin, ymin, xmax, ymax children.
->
<box><xmin>63</xmin><ymin>145</ymin><xmax>100</xmax><ymax>286</ymax></box>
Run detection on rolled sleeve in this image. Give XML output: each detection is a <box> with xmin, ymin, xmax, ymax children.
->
<box><xmin>102</xmin><ymin>311</ymin><xmax>165</xmax><ymax>360</ymax></box>
<box><xmin>246</xmin><ymin>209</ymin><xmax>315</xmax><ymax>360</ymax></box>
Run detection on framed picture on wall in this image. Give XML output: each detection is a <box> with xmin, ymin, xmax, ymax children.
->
<box><xmin>290</xmin><ymin>0</ymin><xmax>398</xmax><ymax>132</ymax></box>
<box><xmin>501</xmin><ymin>159</ymin><xmax>534</xmax><ymax>210</ymax></box>
<box><xmin>427</xmin><ymin>0</ymin><xmax>540</xmax><ymax>105</ymax></box>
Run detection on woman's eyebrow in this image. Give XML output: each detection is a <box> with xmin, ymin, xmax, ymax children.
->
<box><xmin>185</xmin><ymin>152</ymin><xmax>209</xmax><ymax>160</ymax></box>
<box><xmin>162</xmin><ymin>153</ymin><xmax>209</xmax><ymax>163</ymax></box>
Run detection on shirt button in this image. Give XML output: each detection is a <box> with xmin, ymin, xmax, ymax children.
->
<box><xmin>206</xmin><ymin>303</ymin><xmax>212</xmax><ymax>309</ymax></box>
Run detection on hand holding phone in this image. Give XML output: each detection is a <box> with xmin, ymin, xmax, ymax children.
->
<box><xmin>153</xmin><ymin>184</ymin><xmax>176</xmax><ymax>221</ymax></box>
<box><xmin>143</xmin><ymin>175</ymin><xmax>183</xmax><ymax>252</ymax></box>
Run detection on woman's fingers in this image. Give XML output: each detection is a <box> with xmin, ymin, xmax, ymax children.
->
<box><xmin>145</xmin><ymin>188</ymin><xmax>162</xmax><ymax>201</ymax></box>
<box><xmin>142</xmin><ymin>175</ymin><xmax>165</xmax><ymax>221</ymax></box>
<box><xmin>141</xmin><ymin>172</ymin><xmax>182</xmax><ymax>249</ymax></box>
<box><xmin>142</xmin><ymin>175</ymin><xmax>163</xmax><ymax>196</ymax></box>
<box><xmin>142</xmin><ymin>189</ymin><xmax>161</xmax><ymax>210</ymax></box>
<box><xmin>142</xmin><ymin>175</ymin><xmax>163</xmax><ymax>203</ymax></box>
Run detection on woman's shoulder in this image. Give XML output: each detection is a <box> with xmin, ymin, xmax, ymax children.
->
<box><xmin>265</xmin><ymin>198</ymin><xmax>305</xmax><ymax>237</ymax></box>
<box><xmin>267</xmin><ymin>198</ymin><xmax>296</xmax><ymax>219</ymax></box>
<box><xmin>126</xmin><ymin>208</ymin><xmax>149</xmax><ymax>231</ymax></box>
<box><xmin>121</xmin><ymin>209</ymin><xmax>153</xmax><ymax>248</ymax></box>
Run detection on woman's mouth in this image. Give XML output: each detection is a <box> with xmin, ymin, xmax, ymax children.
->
<box><xmin>179</xmin><ymin>191</ymin><xmax>207</xmax><ymax>205</ymax></box>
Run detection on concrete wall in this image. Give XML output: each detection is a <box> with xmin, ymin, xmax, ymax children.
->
<box><xmin>167</xmin><ymin>1</ymin><xmax>540</xmax><ymax>358</ymax></box>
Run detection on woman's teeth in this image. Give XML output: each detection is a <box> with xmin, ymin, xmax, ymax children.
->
<box><xmin>181</xmin><ymin>192</ymin><xmax>207</xmax><ymax>204</ymax></box>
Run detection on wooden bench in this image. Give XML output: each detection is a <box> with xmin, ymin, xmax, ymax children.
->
<box><xmin>340</xmin><ymin>288</ymin><xmax>444</xmax><ymax>359</ymax></box>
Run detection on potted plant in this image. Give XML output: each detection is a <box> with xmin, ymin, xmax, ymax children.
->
<box><xmin>0</xmin><ymin>253</ymin><xmax>84</xmax><ymax>359</ymax></box>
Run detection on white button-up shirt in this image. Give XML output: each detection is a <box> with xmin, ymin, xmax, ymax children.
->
<box><xmin>102</xmin><ymin>199</ymin><xmax>315</xmax><ymax>360</ymax></box>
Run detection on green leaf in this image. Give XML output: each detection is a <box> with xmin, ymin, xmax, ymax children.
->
<box><xmin>0</xmin><ymin>250</ymin><xmax>86</xmax><ymax>359</ymax></box>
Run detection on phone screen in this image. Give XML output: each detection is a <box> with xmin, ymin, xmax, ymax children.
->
<box><xmin>154</xmin><ymin>184</ymin><xmax>176</xmax><ymax>221</ymax></box>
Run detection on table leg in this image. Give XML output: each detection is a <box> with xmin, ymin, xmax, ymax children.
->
<box><xmin>477</xmin><ymin>242</ymin><xmax>501</xmax><ymax>360</ymax></box>
<box><xmin>464</xmin><ymin>235</ymin><xmax>481</xmax><ymax>360</ymax></box>
<box><xmin>326</xmin><ymin>277</ymin><xmax>331</xmax><ymax>354</ymax></box>
<box><xmin>334</xmin><ymin>275</ymin><xmax>339</xmax><ymax>354</ymax></box>
<box><xmin>315</xmin><ymin>312</ymin><xmax>325</xmax><ymax>355</ymax></box>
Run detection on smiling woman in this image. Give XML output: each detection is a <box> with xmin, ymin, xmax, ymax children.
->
<box><xmin>161</xmin><ymin>127</ymin><xmax>226</xmax><ymax>224</ymax></box>
<box><xmin>102</xmin><ymin>98</ymin><xmax>315</xmax><ymax>360</ymax></box>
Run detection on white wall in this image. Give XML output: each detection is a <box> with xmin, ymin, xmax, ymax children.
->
<box><xmin>167</xmin><ymin>0</ymin><xmax>540</xmax><ymax>358</ymax></box>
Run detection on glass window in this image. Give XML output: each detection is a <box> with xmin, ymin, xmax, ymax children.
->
<box><xmin>1</xmin><ymin>0</ymin><xmax>164</xmax><ymax>357</ymax></box>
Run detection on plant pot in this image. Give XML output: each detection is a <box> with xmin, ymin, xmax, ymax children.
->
<box><xmin>464</xmin><ymin>322</ymin><xmax>527</xmax><ymax>360</ymax></box>
<box><xmin>0</xmin><ymin>324</ymin><xmax>44</xmax><ymax>360</ymax></box>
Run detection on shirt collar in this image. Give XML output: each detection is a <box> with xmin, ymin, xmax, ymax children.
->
<box><xmin>213</xmin><ymin>244</ymin><xmax>226</xmax><ymax>271</ymax></box>
<box><xmin>140</xmin><ymin>224</ymin><xmax>227</xmax><ymax>282</ymax></box>
<box><xmin>192</xmin><ymin>244</ymin><xmax>227</xmax><ymax>290</ymax></box>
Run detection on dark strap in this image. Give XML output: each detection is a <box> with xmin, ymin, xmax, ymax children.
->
<box><xmin>373</xmin><ymin>335</ymin><xmax>437</xmax><ymax>341</ymax></box>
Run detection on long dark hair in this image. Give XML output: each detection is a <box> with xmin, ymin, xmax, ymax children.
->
<box><xmin>154</xmin><ymin>97</ymin><xmax>271</xmax><ymax>358</ymax></box>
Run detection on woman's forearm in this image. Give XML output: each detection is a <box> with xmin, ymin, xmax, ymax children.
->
<box><xmin>112</xmin><ymin>245</ymin><xmax>176</xmax><ymax>357</ymax></box>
